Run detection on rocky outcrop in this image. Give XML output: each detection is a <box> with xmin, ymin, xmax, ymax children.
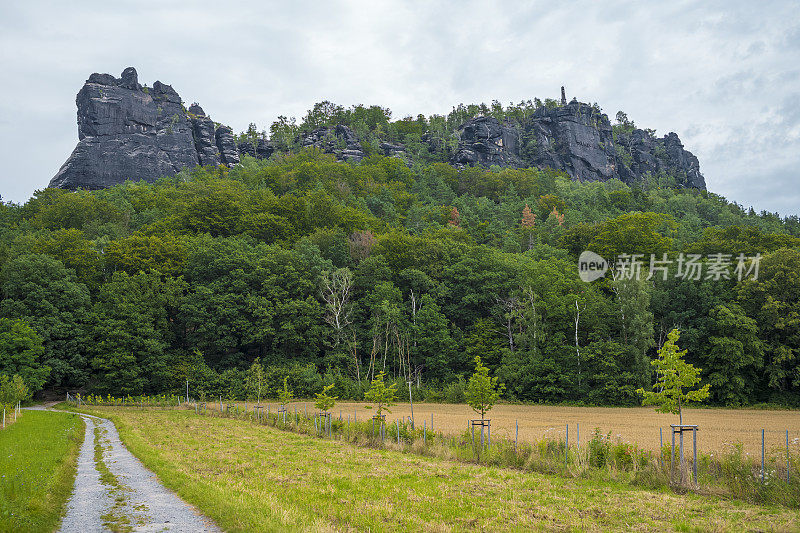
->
<box><xmin>451</xmin><ymin>100</ymin><xmax>705</xmax><ymax>189</ymax></box>
<box><xmin>614</xmin><ymin>130</ymin><xmax>705</xmax><ymax>188</ymax></box>
<box><xmin>379</xmin><ymin>142</ymin><xmax>405</xmax><ymax>158</ymax></box>
<box><xmin>454</xmin><ymin>116</ymin><xmax>522</xmax><ymax>168</ymax></box>
<box><xmin>237</xmin><ymin>137</ymin><xmax>274</xmax><ymax>160</ymax></box>
<box><xmin>299</xmin><ymin>124</ymin><xmax>366</xmax><ymax>163</ymax></box>
<box><xmin>51</xmin><ymin>68</ymin><xmax>257</xmax><ymax>190</ymax></box>
<box><xmin>52</xmin><ymin>68</ymin><xmax>705</xmax><ymax>191</ymax></box>
<box><xmin>51</xmin><ymin>68</ymin><xmax>200</xmax><ymax>190</ymax></box>
<box><xmin>523</xmin><ymin>101</ymin><xmax>617</xmax><ymax>182</ymax></box>
<box><xmin>298</xmin><ymin>126</ymin><xmax>407</xmax><ymax>163</ymax></box>
<box><xmin>215</xmin><ymin>126</ymin><xmax>240</xmax><ymax>166</ymax></box>
<box><xmin>188</xmin><ymin>103</ymin><xmax>221</xmax><ymax>167</ymax></box>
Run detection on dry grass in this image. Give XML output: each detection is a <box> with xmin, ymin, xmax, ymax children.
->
<box><xmin>78</xmin><ymin>407</ymin><xmax>800</xmax><ymax>532</ymax></box>
<box><xmin>216</xmin><ymin>401</ymin><xmax>800</xmax><ymax>457</ymax></box>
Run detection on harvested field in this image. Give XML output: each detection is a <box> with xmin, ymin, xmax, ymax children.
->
<box><xmin>224</xmin><ymin>401</ymin><xmax>800</xmax><ymax>456</ymax></box>
<box><xmin>72</xmin><ymin>407</ymin><xmax>800</xmax><ymax>532</ymax></box>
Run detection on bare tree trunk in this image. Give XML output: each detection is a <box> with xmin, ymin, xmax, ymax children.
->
<box><xmin>575</xmin><ymin>299</ymin><xmax>583</xmax><ymax>390</ymax></box>
<box><xmin>382</xmin><ymin>322</ymin><xmax>390</xmax><ymax>373</ymax></box>
<box><xmin>368</xmin><ymin>335</ymin><xmax>378</xmax><ymax>382</ymax></box>
<box><xmin>496</xmin><ymin>295</ymin><xmax>519</xmax><ymax>352</ymax></box>
<box><xmin>321</xmin><ymin>268</ymin><xmax>353</xmax><ymax>347</ymax></box>
<box><xmin>351</xmin><ymin>330</ymin><xmax>361</xmax><ymax>384</ymax></box>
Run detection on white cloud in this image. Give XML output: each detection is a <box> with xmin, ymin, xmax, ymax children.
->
<box><xmin>0</xmin><ymin>0</ymin><xmax>797</xmax><ymax>215</ymax></box>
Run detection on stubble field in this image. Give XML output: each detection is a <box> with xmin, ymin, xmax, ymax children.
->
<box><xmin>233</xmin><ymin>401</ymin><xmax>800</xmax><ymax>457</ymax></box>
<box><xmin>73</xmin><ymin>406</ymin><xmax>800</xmax><ymax>532</ymax></box>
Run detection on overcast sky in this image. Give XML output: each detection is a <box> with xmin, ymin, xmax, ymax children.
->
<box><xmin>1</xmin><ymin>0</ymin><xmax>798</xmax><ymax>215</ymax></box>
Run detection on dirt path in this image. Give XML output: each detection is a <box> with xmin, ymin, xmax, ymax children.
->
<box><xmin>35</xmin><ymin>408</ymin><xmax>221</xmax><ymax>532</ymax></box>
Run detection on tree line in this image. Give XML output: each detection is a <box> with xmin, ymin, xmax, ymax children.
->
<box><xmin>0</xmin><ymin>150</ymin><xmax>798</xmax><ymax>405</ymax></box>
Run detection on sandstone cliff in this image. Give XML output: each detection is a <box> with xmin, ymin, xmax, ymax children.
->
<box><xmin>50</xmin><ymin>68</ymin><xmax>255</xmax><ymax>190</ymax></box>
<box><xmin>51</xmin><ymin>68</ymin><xmax>706</xmax><ymax>191</ymax></box>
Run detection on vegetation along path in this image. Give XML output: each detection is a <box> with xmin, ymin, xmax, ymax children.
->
<box><xmin>49</xmin><ymin>408</ymin><xmax>220</xmax><ymax>532</ymax></box>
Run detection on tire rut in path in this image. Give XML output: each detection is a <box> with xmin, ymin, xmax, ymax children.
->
<box><xmin>56</xmin><ymin>411</ymin><xmax>221</xmax><ymax>532</ymax></box>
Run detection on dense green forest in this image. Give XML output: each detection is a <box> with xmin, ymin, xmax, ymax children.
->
<box><xmin>1</xmin><ymin>145</ymin><xmax>799</xmax><ymax>405</ymax></box>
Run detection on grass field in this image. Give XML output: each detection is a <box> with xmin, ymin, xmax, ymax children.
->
<box><xmin>0</xmin><ymin>409</ymin><xmax>84</xmax><ymax>532</ymax></box>
<box><xmin>203</xmin><ymin>400</ymin><xmax>800</xmax><ymax>457</ymax></box>
<box><xmin>76</xmin><ymin>406</ymin><xmax>799</xmax><ymax>532</ymax></box>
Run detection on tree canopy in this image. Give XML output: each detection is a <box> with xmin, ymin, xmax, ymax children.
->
<box><xmin>0</xmin><ymin>147</ymin><xmax>797</xmax><ymax>405</ymax></box>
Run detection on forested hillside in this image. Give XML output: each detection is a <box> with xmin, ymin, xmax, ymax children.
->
<box><xmin>2</xmin><ymin>150</ymin><xmax>799</xmax><ymax>405</ymax></box>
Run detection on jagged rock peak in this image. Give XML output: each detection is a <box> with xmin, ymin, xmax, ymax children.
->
<box><xmin>50</xmin><ymin>68</ymin><xmax>269</xmax><ymax>191</ymax></box>
<box><xmin>188</xmin><ymin>103</ymin><xmax>206</xmax><ymax>116</ymax></box>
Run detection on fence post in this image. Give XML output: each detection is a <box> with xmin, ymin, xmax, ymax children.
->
<box><xmin>565</xmin><ymin>424</ymin><xmax>569</xmax><ymax>467</ymax></box>
<box><xmin>787</xmin><ymin>430</ymin><xmax>790</xmax><ymax>483</ymax></box>
<box><xmin>692</xmin><ymin>427</ymin><xmax>697</xmax><ymax>483</ymax></box>
<box><xmin>660</xmin><ymin>427</ymin><xmax>663</xmax><ymax>466</ymax></box>
<box><xmin>679</xmin><ymin>429</ymin><xmax>684</xmax><ymax>483</ymax></box>
<box><xmin>515</xmin><ymin>419</ymin><xmax>518</xmax><ymax>453</ymax></box>
<box><xmin>424</xmin><ymin>420</ymin><xmax>426</xmax><ymax>445</ymax></box>
<box><xmin>397</xmin><ymin>420</ymin><xmax>400</xmax><ymax>444</ymax></box>
<box><xmin>762</xmin><ymin>429</ymin><xmax>765</xmax><ymax>481</ymax></box>
<box><xmin>431</xmin><ymin>412</ymin><xmax>434</xmax><ymax>431</ymax></box>
<box><xmin>577</xmin><ymin>423</ymin><xmax>580</xmax><ymax>449</ymax></box>
<box><xmin>671</xmin><ymin>428</ymin><xmax>675</xmax><ymax>476</ymax></box>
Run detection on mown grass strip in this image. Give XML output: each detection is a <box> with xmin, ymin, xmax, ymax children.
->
<box><xmin>92</xmin><ymin>422</ymin><xmax>135</xmax><ymax>533</ymax></box>
<box><xmin>78</xmin><ymin>406</ymin><xmax>800</xmax><ymax>532</ymax></box>
<box><xmin>0</xmin><ymin>410</ymin><xmax>83</xmax><ymax>532</ymax></box>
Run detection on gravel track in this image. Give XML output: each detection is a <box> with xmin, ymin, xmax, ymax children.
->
<box><xmin>37</xmin><ymin>409</ymin><xmax>221</xmax><ymax>532</ymax></box>
<box><xmin>58</xmin><ymin>415</ymin><xmax>112</xmax><ymax>532</ymax></box>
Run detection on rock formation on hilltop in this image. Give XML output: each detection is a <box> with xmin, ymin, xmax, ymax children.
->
<box><xmin>50</xmin><ymin>68</ymin><xmax>259</xmax><ymax>190</ymax></box>
<box><xmin>51</xmin><ymin>68</ymin><xmax>706</xmax><ymax>191</ymax></box>
<box><xmin>452</xmin><ymin>100</ymin><xmax>705</xmax><ymax>188</ymax></box>
<box><xmin>301</xmin><ymin>124</ymin><xmax>366</xmax><ymax>163</ymax></box>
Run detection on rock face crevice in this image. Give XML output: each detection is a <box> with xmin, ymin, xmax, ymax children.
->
<box><xmin>51</xmin><ymin>68</ymin><xmax>706</xmax><ymax>191</ymax></box>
